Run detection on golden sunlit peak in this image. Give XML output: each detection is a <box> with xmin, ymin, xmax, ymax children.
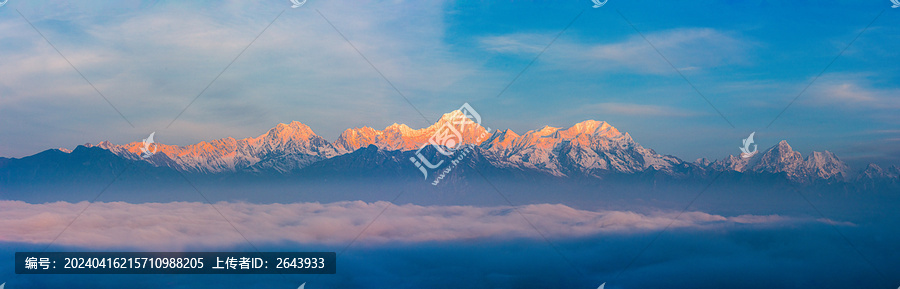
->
<box><xmin>566</xmin><ymin>120</ymin><xmax>615</xmax><ymax>135</ymax></box>
<box><xmin>385</xmin><ymin>123</ymin><xmax>414</xmax><ymax>133</ymax></box>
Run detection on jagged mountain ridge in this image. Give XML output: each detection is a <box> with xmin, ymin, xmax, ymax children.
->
<box><xmin>41</xmin><ymin>110</ymin><xmax>892</xmax><ymax>183</ymax></box>
<box><xmin>479</xmin><ymin>120</ymin><xmax>683</xmax><ymax>177</ymax></box>
<box><xmin>707</xmin><ymin>140</ymin><xmax>851</xmax><ymax>182</ymax></box>
<box><xmin>334</xmin><ymin>110</ymin><xmax>490</xmax><ymax>152</ymax></box>
<box><xmin>857</xmin><ymin>163</ymin><xmax>900</xmax><ymax>180</ymax></box>
<box><xmin>98</xmin><ymin>121</ymin><xmax>341</xmax><ymax>174</ymax></box>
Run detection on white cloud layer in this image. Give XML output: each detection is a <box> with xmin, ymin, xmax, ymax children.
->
<box><xmin>0</xmin><ymin>200</ymin><xmax>829</xmax><ymax>250</ymax></box>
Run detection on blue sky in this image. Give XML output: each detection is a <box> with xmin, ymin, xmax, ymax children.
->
<box><xmin>0</xmin><ymin>0</ymin><xmax>898</xmax><ymax>168</ymax></box>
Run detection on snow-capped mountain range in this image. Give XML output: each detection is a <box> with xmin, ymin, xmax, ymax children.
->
<box><xmin>708</xmin><ymin>140</ymin><xmax>853</xmax><ymax>182</ymax></box>
<box><xmin>60</xmin><ymin>110</ymin><xmax>895</xmax><ymax>182</ymax></box>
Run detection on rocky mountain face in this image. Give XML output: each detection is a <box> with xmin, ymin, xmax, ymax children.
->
<box><xmin>333</xmin><ymin>110</ymin><xmax>490</xmax><ymax>152</ymax></box>
<box><xmin>856</xmin><ymin>163</ymin><xmax>900</xmax><ymax>180</ymax></box>
<box><xmin>478</xmin><ymin>120</ymin><xmax>683</xmax><ymax>177</ymax></box>
<box><xmin>16</xmin><ymin>110</ymin><xmax>895</xmax><ymax>184</ymax></box>
<box><xmin>709</xmin><ymin>140</ymin><xmax>850</xmax><ymax>182</ymax></box>
<box><xmin>99</xmin><ymin>121</ymin><xmax>341</xmax><ymax>174</ymax></box>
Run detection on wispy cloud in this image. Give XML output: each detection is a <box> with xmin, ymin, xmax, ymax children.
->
<box><xmin>0</xmin><ymin>0</ymin><xmax>484</xmax><ymax>156</ymax></box>
<box><xmin>803</xmin><ymin>73</ymin><xmax>900</xmax><ymax>110</ymax></box>
<box><xmin>481</xmin><ymin>33</ymin><xmax>550</xmax><ymax>54</ymax></box>
<box><xmin>577</xmin><ymin>102</ymin><xmax>701</xmax><ymax>117</ymax></box>
<box><xmin>0</xmin><ymin>201</ymin><xmax>822</xmax><ymax>250</ymax></box>
<box><xmin>480</xmin><ymin>28</ymin><xmax>754</xmax><ymax>74</ymax></box>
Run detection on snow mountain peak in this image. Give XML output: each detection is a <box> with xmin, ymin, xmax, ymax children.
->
<box><xmin>77</xmin><ymin>114</ymin><xmax>887</xmax><ymax>183</ymax></box>
<box><xmin>711</xmin><ymin>140</ymin><xmax>850</xmax><ymax>182</ymax></box>
<box><xmin>335</xmin><ymin>109</ymin><xmax>491</xmax><ymax>152</ymax></box>
<box><xmin>257</xmin><ymin>121</ymin><xmax>320</xmax><ymax>145</ymax></box>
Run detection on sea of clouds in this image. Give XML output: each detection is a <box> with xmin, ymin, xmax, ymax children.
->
<box><xmin>0</xmin><ymin>200</ymin><xmax>830</xmax><ymax>249</ymax></box>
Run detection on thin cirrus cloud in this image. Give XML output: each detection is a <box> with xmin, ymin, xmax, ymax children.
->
<box><xmin>480</xmin><ymin>28</ymin><xmax>754</xmax><ymax>74</ymax></box>
<box><xmin>0</xmin><ymin>200</ymin><xmax>832</xmax><ymax>250</ymax></box>
<box><xmin>576</xmin><ymin>102</ymin><xmax>701</xmax><ymax>118</ymax></box>
<box><xmin>803</xmin><ymin>73</ymin><xmax>900</xmax><ymax>110</ymax></box>
<box><xmin>726</xmin><ymin>72</ymin><xmax>900</xmax><ymax>129</ymax></box>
